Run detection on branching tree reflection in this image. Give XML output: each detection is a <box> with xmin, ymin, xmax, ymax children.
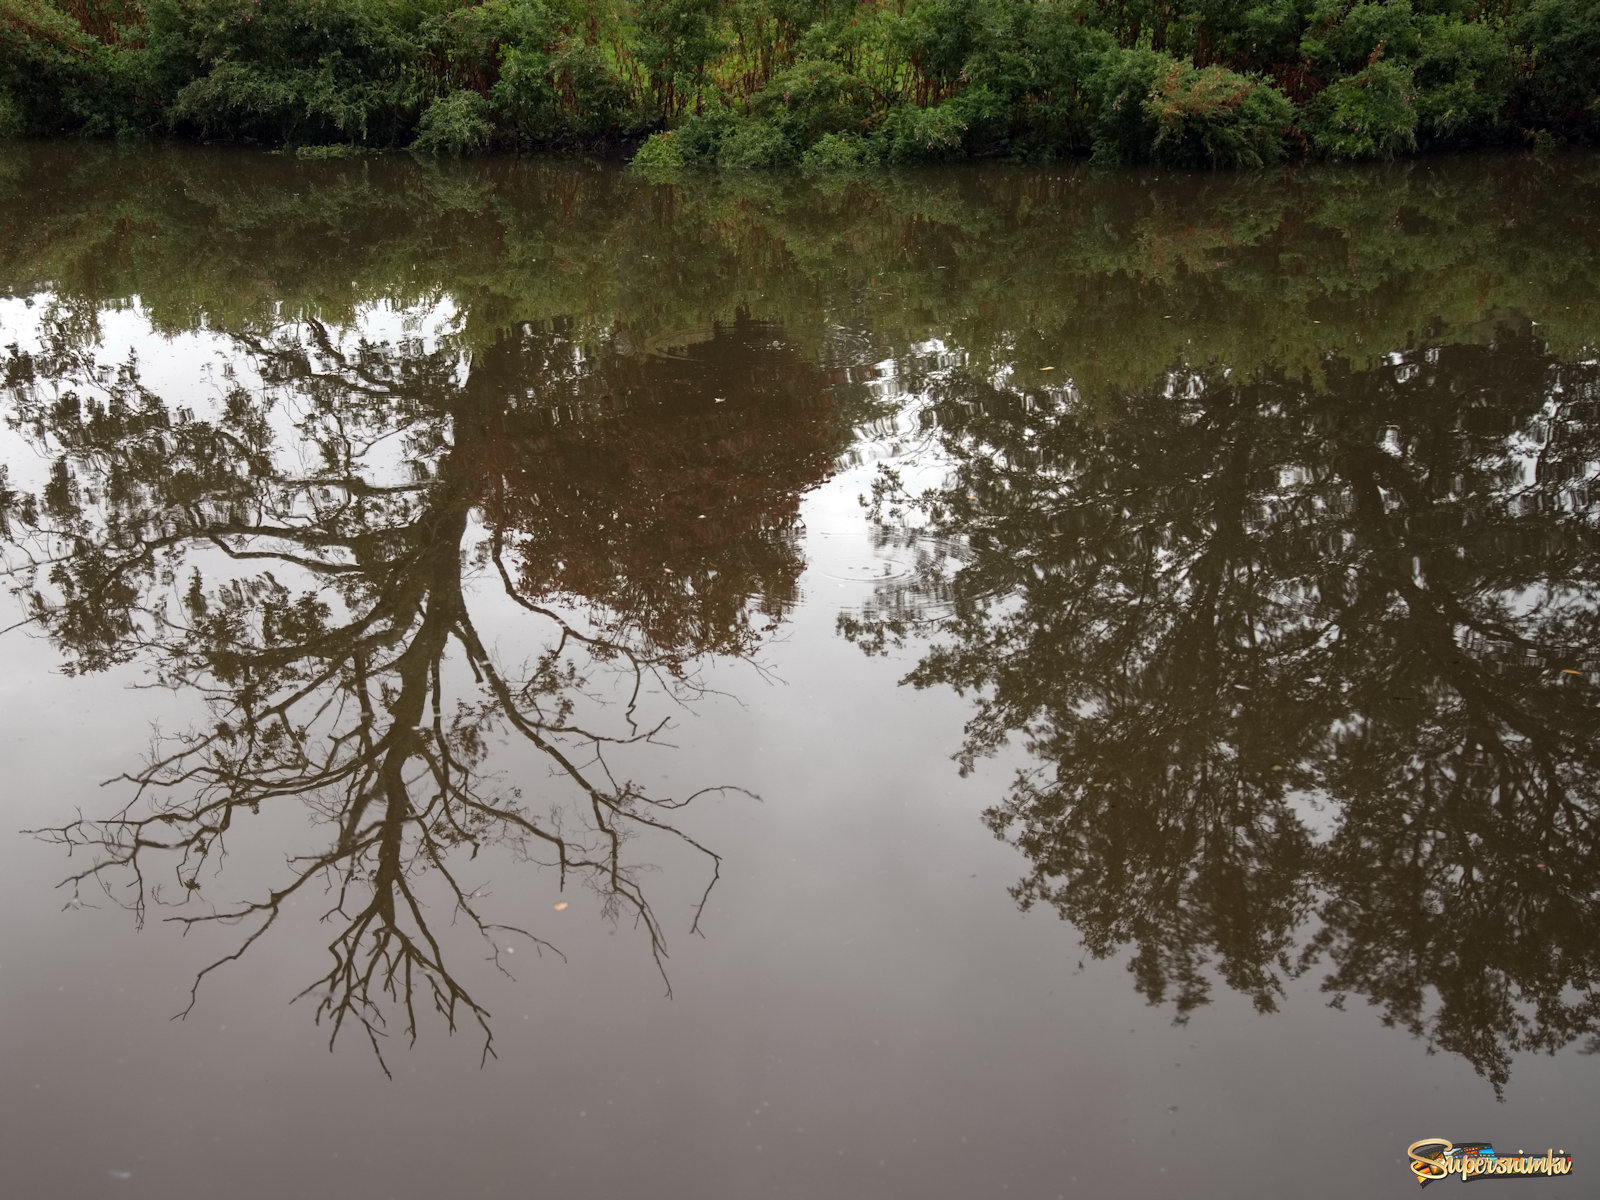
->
<box><xmin>843</xmin><ymin>327</ymin><xmax>1600</xmax><ymax>1092</ymax></box>
<box><xmin>2</xmin><ymin>310</ymin><xmax>842</xmax><ymax>1072</ymax></box>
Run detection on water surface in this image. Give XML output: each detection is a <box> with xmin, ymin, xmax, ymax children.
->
<box><xmin>1</xmin><ymin>145</ymin><xmax>1598</xmax><ymax>1198</ymax></box>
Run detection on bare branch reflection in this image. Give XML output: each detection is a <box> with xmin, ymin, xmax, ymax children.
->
<box><xmin>3</xmin><ymin>310</ymin><xmax>843</xmax><ymax>1072</ymax></box>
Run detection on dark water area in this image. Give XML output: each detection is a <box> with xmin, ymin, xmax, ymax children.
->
<box><xmin>1</xmin><ymin>144</ymin><xmax>1598</xmax><ymax>1198</ymax></box>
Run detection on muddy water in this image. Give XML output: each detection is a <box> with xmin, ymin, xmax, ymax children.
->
<box><xmin>1</xmin><ymin>144</ymin><xmax>1598</xmax><ymax>1198</ymax></box>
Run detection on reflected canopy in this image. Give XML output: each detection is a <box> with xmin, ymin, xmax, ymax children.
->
<box><xmin>1</xmin><ymin>305</ymin><xmax>843</xmax><ymax>1071</ymax></box>
<box><xmin>843</xmin><ymin>330</ymin><xmax>1600</xmax><ymax>1093</ymax></box>
<box><xmin>2</xmin><ymin>145</ymin><xmax>1599</xmax><ymax>1089</ymax></box>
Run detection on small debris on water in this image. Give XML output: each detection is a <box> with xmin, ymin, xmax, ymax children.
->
<box><xmin>108</xmin><ymin>1170</ymin><xmax>133</xmax><ymax>1181</ymax></box>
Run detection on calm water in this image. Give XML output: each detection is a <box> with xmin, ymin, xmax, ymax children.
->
<box><xmin>1</xmin><ymin>144</ymin><xmax>1598</xmax><ymax>1198</ymax></box>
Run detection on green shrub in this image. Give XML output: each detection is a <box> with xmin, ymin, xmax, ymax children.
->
<box><xmin>630</xmin><ymin>103</ymin><xmax>742</xmax><ymax>168</ymax></box>
<box><xmin>153</xmin><ymin>0</ymin><xmax>424</xmax><ymax>147</ymax></box>
<box><xmin>0</xmin><ymin>0</ymin><xmax>149</xmax><ymax>136</ymax></box>
<box><xmin>1086</xmin><ymin>46</ymin><xmax>1173</xmax><ymax>165</ymax></box>
<box><xmin>750</xmin><ymin>61</ymin><xmax>871</xmax><ymax>149</ymax></box>
<box><xmin>716</xmin><ymin>116</ymin><xmax>793</xmax><ymax>168</ymax></box>
<box><xmin>799</xmin><ymin>131</ymin><xmax>879</xmax><ymax>172</ymax></box>
<box><xmin>424</xmin><ymin>0</ymin><xmax>560</xmax><ymax>87</ymax></box>
<box><xmin>431</xmin><ymin>0</ymin><xmax>636</xmax><ymax>146</ymax></box>
<box><xmin>1307</xmin><ymin>59</ymin><xmax>1419</xmax><ymax>159</ymax></box>
<box><xmin>631</xmin><ymin>0</ymin><xmax>726</xmax><ymax>120</ymax></box>
<box><xmin>1235</xmin><ymin>0</ymin><xmax>1311</xmax><ymax>73</ymax></box>
<box><xmin>630</xmin><ymin>128</ymin><xmax>689</xmax><ymax>171</ymax></box>
<box><xmin>960</xmin><ymin>0</ymin><xmax>1110</xmax><ymax>157</ymax></box>
<box><xmin>1301</xmin><ymin>0</ymin><xmax>1423</xmax><ymax>73</ymax></box>
<box><xmin>484</xmin><ymin>44</ymin><xmax>563</xmax><ymax>143</ymax></box>
<box><xmin>411</xmin><ymin>90</ymin><xmax>493</xmax><ymax>155</ymax></box>
<box><xmin>541</xmin><ymin>41</ymin><xmax>636</xmax><ymax>139</ymax></box>
<box><xmin>1415</xmin><ymin>16</ymin><xmax>1517</xmax><ymax>142</ymax></box>
<box><xmin>890</xmin><ymin>0</ymin><xmax>984</xmax><ymax>92</ymax></box>
<box><xmin>881</xmin><ymin>98</ymin><xmax>971</xmax><ymax>163</ymax></box>
<box><xmin>1143</xmin><ymin>60</ymin><xmax>1294</xmax><ymax>166</ymax></box>
<box><xmin>1518</xmin><ymin>0</ymin><xmax>1600</xmax><ymax>139</ymax></box>
<box><xmin>0</xmin><ymin>88</ymin><xmax>22</xmax><ymax>138</ymax></box>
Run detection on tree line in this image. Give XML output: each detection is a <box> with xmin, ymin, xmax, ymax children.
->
<box><xmin>1</xmin><ymin>0</ymin><xmax>1596</xmax><ymax>167</ymax></box>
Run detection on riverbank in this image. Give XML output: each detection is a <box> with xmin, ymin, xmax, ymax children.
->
<box><xmin>2</xmin><ymin>0</ymin><xmax>1596</xmax><ymax>169</ymax></box>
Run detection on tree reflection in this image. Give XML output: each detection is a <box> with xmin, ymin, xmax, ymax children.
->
<box><xmin>843</xmin><ymin>327</ymin><xmax>1600</xmax><ymax>1092</ymax></box>
<box><xmin>1</xmin><ymin>309</ymin><xmax>843</xmax><ymax>1072</ymax></box>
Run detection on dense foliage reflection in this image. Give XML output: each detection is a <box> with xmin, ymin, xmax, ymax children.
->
<box><xmin>3</xmin><ymin>146</ymin><xmax>1599</xmax><ymax>1089</ymax></box>
<box><xmin>2</xmin><ymin>144</ymin><xmax>1597</xmax><ymax>391</ymax></box>
<box><xmin>0</xmin><ymin>309</ymin><xmax>844</xmax><ymax>1071</ymax></box>
<box><xmin>843</xmin><ymin>327</ymin><xmax>1600</xmax><ymax>1093</ymax></box>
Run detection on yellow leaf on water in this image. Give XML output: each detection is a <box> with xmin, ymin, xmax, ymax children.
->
<box><xmin>553</xmin><ymin>901</ymin><xmax>569</xmax><ymax>911</ymax></box>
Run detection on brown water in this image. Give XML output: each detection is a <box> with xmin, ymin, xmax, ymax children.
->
<box><xmin>1</xmin><ymin>144</ymin><xmax>1598</xmax><ymax>1198</ymax></box>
